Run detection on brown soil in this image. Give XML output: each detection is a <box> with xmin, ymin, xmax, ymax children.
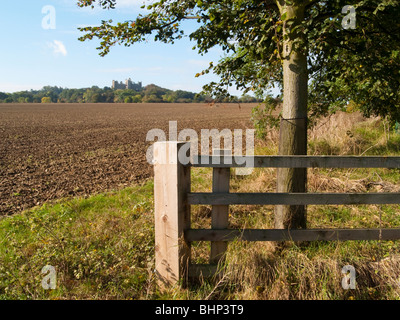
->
<box><xmin>0</xmin><ymin>103</ymin><xmax>256</xmax><ymax>215</ymax></box>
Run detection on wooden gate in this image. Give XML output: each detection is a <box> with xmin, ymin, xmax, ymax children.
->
<box><xmin>153</xmin><ymin>141</ymin><xmax>400</xmax><ymax>288</ymax></box>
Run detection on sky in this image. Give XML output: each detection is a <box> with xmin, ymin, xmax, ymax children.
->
<box><xmin>0</xmin><ymin>0</ymin><xmax>242</xmax><ymax>94</ymax></box>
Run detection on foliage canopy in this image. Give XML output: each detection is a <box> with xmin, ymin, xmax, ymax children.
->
<box><xmin>0</xmin><ymin>85</ymin><xmax>260</xmax><ymax>104</ymax></box>
<box><xmin>77</xmin><ymin>0</ymin><xmax>400</xmax><ymax>123</ymax></box>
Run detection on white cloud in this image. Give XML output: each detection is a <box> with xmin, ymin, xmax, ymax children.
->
<box><xmin>47</xmin><ymin>40</ymin><xmax>68</xmax><ymax>57</ymax></box>
<box><xmin>186</xmin><ymin>59</ymin><xmax>211</xmax><ymax>69</ymax></box>
<box><xmin>76</xmin><ymin>24</ymin><xmax>98</xmax><ymax>29</ymax></box>
<box><xmin>115</xmin><ymin>0</ymin><xmax>147</xmax><ymax>8</ymax></box>
<box><xmin>0</xmin><ymin>83</ymin><xmax>43</xmax><ymax>93</ymax></box>
<box><xmin>62</xmin><ymin>0</ymin><xmax>148</xmax><ymax>13</ymax></box>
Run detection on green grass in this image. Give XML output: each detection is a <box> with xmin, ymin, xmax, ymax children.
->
<box><xmin>1</xmin><ymin>114</ymin><xmax>400</xmax><ymax>300</ymax></box>
<box><xmin>0</xmin><ymin>182</ymin><xmax>157</xmax><ymax>300</ymax></box>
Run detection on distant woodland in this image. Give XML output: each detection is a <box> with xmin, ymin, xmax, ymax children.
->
<box><xmin>0</xmin><ymin>84</ymin><xmax>262</xmax><ymax>104</ymax></box>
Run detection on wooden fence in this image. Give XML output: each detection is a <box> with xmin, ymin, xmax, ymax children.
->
<box><xmin>153</xmin><ymin>141</ymin><xmax>400</xmax><ymax>288</ymax></box>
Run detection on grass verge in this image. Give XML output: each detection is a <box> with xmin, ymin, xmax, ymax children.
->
<box><xmin>0</xmin><ymin>182</ymin><xmax>157</xmax><ymax>300</ymax></box>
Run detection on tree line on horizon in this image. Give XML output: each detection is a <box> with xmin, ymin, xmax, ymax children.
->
<box><xmin>0</xmin><ymin>84</ymin><xmax>262</xmax><ymax>104</ymax></box>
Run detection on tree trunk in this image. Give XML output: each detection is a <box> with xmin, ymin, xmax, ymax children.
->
<box><xmin>274</xmin><ymin>2</ymin><xmax>308</xmax><ymax>229</ymax></box>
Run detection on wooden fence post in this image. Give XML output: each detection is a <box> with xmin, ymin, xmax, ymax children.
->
<box><xmin>210</xmin><ymin>149</ymin><xmax>230</xmax><ymax>264</ymax></box>
<box><xmin>153</xmin><ymin>141</ymin><xmax>191</xmax><ymax>288</ymax></box>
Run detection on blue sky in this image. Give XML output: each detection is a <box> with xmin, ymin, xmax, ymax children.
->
<box><xmin>0</xmin><ymin>0</ymin><xmax>235</xmax><ymax>94</ymax></box>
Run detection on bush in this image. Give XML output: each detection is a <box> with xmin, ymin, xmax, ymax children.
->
<box><xmin>251</xmin><ymin>96</ymin><xmax>281</xmax><ymax>139</ymax></box>
<box><xmin>124</xmin><ymin>96</ymin><xmax>132</xmax><ymax>103</ymax></box>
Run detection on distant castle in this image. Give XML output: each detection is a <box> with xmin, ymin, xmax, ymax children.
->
<box><xmin>112</xmin><ymin>78</ymin><xmax>142</xmax><ymax>91</ymax></box>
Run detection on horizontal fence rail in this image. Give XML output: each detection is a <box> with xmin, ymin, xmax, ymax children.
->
<box><xmin>153</xmin><ymin>142</ymin><xmax>400</xmax><ymax>287</ymax></box>
<box><xmin>188</xmin><ymin>192</ymin><xmax>400</xmax><ymax>205</ymax></box>
<box><xmin>185</xmin><ymin>228</ymin><xmax>400</xmax><ymax>242</ymax></box>
<box><xmin>192</xmin><ymin>155</ymin><xmax>400</xmax><ymax>168</ymax></box>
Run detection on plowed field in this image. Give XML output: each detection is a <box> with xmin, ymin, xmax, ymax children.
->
<box><xmin>0</xmin><ymin>103</ymin><xmax>255</xmax><ymax>215</ymax></box>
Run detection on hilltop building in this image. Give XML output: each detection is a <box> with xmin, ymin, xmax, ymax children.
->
<box><xmin>112</xmin><ymin>78</ymin><xmax>142</xmax><ymax>91</ymax></box>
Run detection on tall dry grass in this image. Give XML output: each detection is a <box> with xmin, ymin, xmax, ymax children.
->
<box><xmin>202</xmin><ymin>241</ymin><xmax>400</xmax><ymax>300</ymax></box>
<box><xmin>187</xmin><ymin>111</ymin><xmax>400</xmax><ymax>300</ymax></box>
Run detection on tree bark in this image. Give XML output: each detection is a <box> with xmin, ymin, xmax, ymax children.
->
<box><xmin>274</xmin><ymin>2</ymin><xmax>308</xmax><ymax>229</ymax></box>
